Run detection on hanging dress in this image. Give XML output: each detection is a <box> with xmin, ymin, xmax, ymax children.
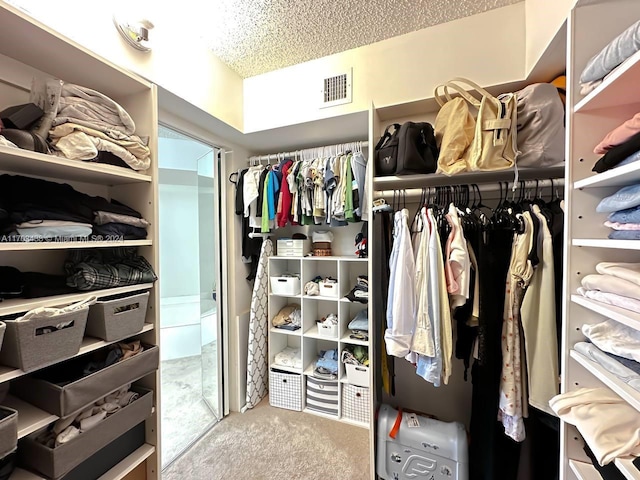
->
<box><xmin>243</xmin><ymin>238</ymin><xmax>273</xmax><ymax>411</ymax></box>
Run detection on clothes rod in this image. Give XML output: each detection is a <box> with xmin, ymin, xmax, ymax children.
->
<box><xmin>249</xmin><ymin>140</ymin><xmax>369</xmax><ymax>165</ymax></box>
<box><xmin>376</xmin><ymin>178</ymin><xmax>565</xmax><ymax>199</ymax></box>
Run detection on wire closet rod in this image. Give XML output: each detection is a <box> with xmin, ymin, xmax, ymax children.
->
<box><xmin>249</xmin><ymin>140</ymin><xmax>369</xmax><ymax>165</ymax></box>
<box><xmin>376</xmin><ymin>178</ymin><xmax>565</xmax><ymax>199</ymax></box>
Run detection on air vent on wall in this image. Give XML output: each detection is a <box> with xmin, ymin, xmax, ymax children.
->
<box><xmin>320</xmin><ymin>68</ymin><xmax>352</xmax><ymax>108</ymax></box>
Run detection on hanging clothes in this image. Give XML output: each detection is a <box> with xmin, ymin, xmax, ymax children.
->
<box><xmin>499</xmin><ymin>212</ymin><xmax>534</xmax><ymax>442</ymax></box>
<box><xmin>384</xmin><ymin>208</ymin><xmax>416</xmax><ymax>358</ymax></box>
<box><xmin>520</xmin><ymin>204</ymin><xmax>559</xmax><ymax>415</ymax></box>
<box><xmin>243</xmin><ymin>238</ymin><xmax>273</xmax><ymax>411</ymax></box>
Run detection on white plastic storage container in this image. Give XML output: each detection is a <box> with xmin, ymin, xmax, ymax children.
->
<box><xmin>345</xmin><ymin>363</ymin><xmax>370</xmax><ymax>387</ymax></box>
<box><xmin>270</xmin><ymin>276</ymin><xmax>301</xmax><ymax>296</ymax></box>
<box><xmin>316</xmin><ymin>322</ymin><xmax>338</xmax><ymax>338</ymax></box>
<box><xmin>276</xmin><ymin>239</ymin><xmax>311</xmax><ymax>257</ymax></box>
<box><xmin>318</xmin><ymin>280</ymin><xmax>339</xmax><ymax>298</ymax></box>
<box><xmin>269</xmin><ymin>369</ymin><xmax>303</xmax><ymax>411</ymax></box>
<box><xmin>342</xmin><ymin>384</ymin><xmax>370</xmax><ymax>424</ymax></box>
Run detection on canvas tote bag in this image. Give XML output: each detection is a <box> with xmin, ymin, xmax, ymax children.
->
<box><xmin>435</xmin><ymin>78</ymin><xmax>519</xmax><ymax>172</ymax></box>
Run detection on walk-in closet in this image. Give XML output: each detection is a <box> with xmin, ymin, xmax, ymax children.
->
<box><xmin>3</xmin><ymin>0</ymin><xmax>640</xmax><ymax>479</ymax></box>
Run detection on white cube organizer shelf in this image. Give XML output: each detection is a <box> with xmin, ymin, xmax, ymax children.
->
<box><xmin>268</xmin><ymin>253</ymin><xmax>371</xmax><ymax>430</ymax></box>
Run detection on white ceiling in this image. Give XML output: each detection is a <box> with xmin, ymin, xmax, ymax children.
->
<box><xmin>184</xmin><ymin>0</ymin><xmax>524</xmax><ymax>78</ymax></box>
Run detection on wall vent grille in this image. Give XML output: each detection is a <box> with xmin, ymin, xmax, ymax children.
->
<box><xmin>321</xmin><ymin>69</ymin><xmax>352</xmax><ymax>108</ymax></box>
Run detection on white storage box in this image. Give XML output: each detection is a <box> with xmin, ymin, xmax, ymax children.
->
<box><xmin>270</xmin><ymin>276</ymin><xmax>300</xmax><ymax>296</ymax></box>
<box><xmin>269</xmin><ymin>369</ymin><xmax>303</xmax><ymax>411</ymax></box>
<box><xmin>345</xmin><ymin>363</ymin><xmax>370</xmax><ymax>387</ymax></box>
<box><xmin>318</xmin><ymin>280</ymin><xmax>339</xmax><ymax>298</ymax></box>
<box><xmin>342</xmin><ymin>384</ymin><xmax>370</xmax><ymax>424</ymax></box>
<box><xmin>276</xmin><ymin>239</ymin><xmax>311</xmax><ymax>257</ymax></box>
<box><xmin>377</xmin><ymin>404</ymin><xmax>468</xmax><ymax>480</ymax></box>
<box><xmin>316</xmin><ymin>322</ymin><xmax>338</xmax><ymax>338</ymax></box>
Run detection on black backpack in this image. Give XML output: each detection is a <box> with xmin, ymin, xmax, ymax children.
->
<box><xmin>375</xmin><ymin>122</ymin><xmax>439</xmax><ymax>176</ymax></box>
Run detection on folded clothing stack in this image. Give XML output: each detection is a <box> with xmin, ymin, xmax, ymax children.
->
<box><xmin>344</xmin><ymin>275</ymin><xmax>368</xmax><ymax>303</ymax></box>
<box><xmin>0</xmin><ymin>174</ymin><xmax>149</xmax><ymax>241</ymax></box>
<box><xmin>318</xmin><ymin>313</ymin><xmax>337</xmax><ymax>327</ymax></box>
<box><xmin>575</xmin><ymin>341</ymin><xmax>640</xmax><ymax>392</ymax></box>
<box><xmin>271</xmin><ymin>304</ymin><xmax>301</xmax><ymax>331</ymax></box>
<box><xmin>273</xmin><ymin>347</ymin><xmax>302</xmax><ymax>370</ymax></box>
<box><xmin>580</xmin><ymin>20</ymin><xmax>640</xmax><ymax>96</ymax></box>
<box><xmin>578</xmin><ymin>262</ymin><xmax>640</xmax><ymax>313</ymax></box>
<box><xmin>550</xmin><ymin>387</ymin><xmax>640</xmax><ymax>466</ymax></box>
<box><xmin>597</xmin><ymin>187</ymin><xmax>640</xmax><ymax>240</ymax></box>
<box><xmin>348</xmin><ymin>309</ymin><xmax>369</xmax><ymax>341</ymax></box>
<box><xmin>48</xmin><ymin>82</ymin><xmax>151</xmax><ymax>171</ymax></box>
<box><xmin>35</xmin><ymin>384</ymin><xmax>139</xmax><ymax>448</ymax></box>
<box><xmin>65</xmin><ymin>248</ymin><xmax>157</xmax><ymax>291</ymax></box>
<box><xmin>592</xmin><ymin>115</ymin><xmax>640</xmax><ymax>174</ymax></box>
<box><xmin>313</xmin><ymin>349</ymin><xmax>338</xmax><ymax>380</ymax></box>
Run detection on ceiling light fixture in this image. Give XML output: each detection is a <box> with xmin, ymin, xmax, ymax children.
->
<box><xmin>113</xmin><ymin>15</ymin><xmax>154</xmax><ymax>52</ymax></box>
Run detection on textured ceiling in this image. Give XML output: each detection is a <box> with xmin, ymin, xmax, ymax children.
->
<box><xmin>193</xmin><ymin>0</ymin><xmax>523</xmax><ymax>78</ymax></box>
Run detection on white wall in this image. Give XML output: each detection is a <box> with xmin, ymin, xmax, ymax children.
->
<box><xmin>526</xmin><ymin>0</ymin><xmax>574</xmax><ymax>74</ymax></box>
<box><xmin>5</xmin><ymin>0</ymin><xmax>244</xmax><ymax>131</ymax></box>
<box><xmin>243</xmin><ymin>3</ymin><xmax>527</xmax><ymax>132</ymax></box>
<box><xmin>158</xmin><ymin>181</ymin><xmax>200</xmax><ymax>299</ymax></box>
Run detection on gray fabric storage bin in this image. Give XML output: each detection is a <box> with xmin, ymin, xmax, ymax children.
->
<box><xmin>12</xmin><ymin>344</ymin><xmax>158</xmax><ymax>418</ymax></box>
<box><xmin>18</xmin><ymin>387</ymin><xmax>153</xmax><ymax>479</ymax></box>
<box><xmin>86</xmin><ymin>291</ymin><xmax>149</xmax><ymax>341</ymax></box>
<box><xmin>0</xmin><ymin>308</ymin><xmax>88</xmax><ymax>373</ymax></box>
<box><xmin>0</xmin><ymin>406</ymin><xmax>17</xmax><ymax>458</ymax></box>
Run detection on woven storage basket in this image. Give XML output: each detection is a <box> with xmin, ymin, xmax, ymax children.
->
<box><xmin>312</xmin><ymin>242</ymin><xmax>332</xmax><ymax>256</ymax></box>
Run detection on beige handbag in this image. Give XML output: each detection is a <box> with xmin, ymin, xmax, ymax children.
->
<box><xmin>433</xmin><ymin>95</ymin><xmax>475</xmax><ymax>175</ymax></box>
<box><xmin>435</xmin><ymin>78</ymin><xmax>519</xmax><ymax>172</ymax></box>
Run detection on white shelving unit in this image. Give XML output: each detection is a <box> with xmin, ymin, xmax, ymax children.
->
<box><xmin>569</xmin><ymin>460</ymin><xmax>603</xmax><ymax>480</ymax></box>
<box><xmin>563</xmin><ymin>1</ymin><xmax>640</xmax><ymax>478</ymax></box>
<box><xmin>268</xmin><ymin>253</ymin><xmax>371</xmax><ymax>428</ymax></box>
<box><xmin>615</xmin><ymin>458</ymin><xmax>640</xmax><ymax>480</ymax></box>
<box><xmin>0</xmin><ymin>3</ymin><xmax>160</xmax><ymax>479</ymax></box>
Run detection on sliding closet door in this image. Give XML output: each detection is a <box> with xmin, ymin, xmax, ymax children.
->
<box><xmin>158</xmin><ymin>125</ymin><xmax>223</xmax><ymax>468</ymax></box>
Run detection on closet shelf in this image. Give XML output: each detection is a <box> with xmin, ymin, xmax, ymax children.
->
<box><xmin>614</xmin><ymin>458</ymin><xmax>640</xmax><ymax>480</ymax></box>
<box><xmin>574</xmin><ymin>161</ymin><xmax>640</xmax><ymax>189</ymax></box>
<box><xmin>0</xmin><ymin>323</ymin><xmax>154</xmax><ymax>384</ymax></box>
<box><xmin>568</xmin><ymin>459</ymin><xmax>603</xmax><ymax>480</ymax></box>
<box><xmin>0</xmin><ymin>239</ymin><xmax>152</xmax><ymax>251</ymax></box>
<box><xmin>0</xmin><ymin>283</ymin><xmax>154</xmax><ymax>317</ymax></box>
<box><xmin>571</xmin><ymin>294</ymin><xmax>640</xmax><ymax>331</ymax></box>
<box><xmin>4</xmin><ymin>395</ymin><xmax>59</xmax><ymax>439</ymax></box>
<box><xmin>340</xmin><ymin>334</ymin><xmax>369</xmax><ymax>346</ymax></box>
<box><xmin>303</xmin><ymin>328</ymin><xmax>338</xmax><ymax>341</ymax></box>
<box><xmin>97</xmin><ymin>443</ymin><xmax>155</xmax><ymax>480</ymax></box>
<box><xmin>269</xmin><ymin>293</ymin><xmax>302</xmax><ymax>299</ymax></box>
<box><xmin>0</xmin><ymin>146</ymin><xmax>152</xmax><ymax>186</ymax></box>
<box><xmin>338</xmin><ymin>416</ymin><xmax>369</xmax><ymax>430</ymax></box>
<box><xmin>575</xmin><ymin>48</ymin><xmax>640</xmax><ymax>113</ymax></box>
<box><xmin>572</xmin><ymin>239</ymin><xmax>640</xmax><ymax>250</ymax></box>
<box><xmin>373</xmin><ymin>166</ymin><xmax>565</xmax><ymax>190</ymax></box>
<box><xmin>271</xmin><ymin>364</ymin><xmax>302</xmax><ymax>375</ymax></box>
<box><xmin>269</xmin><ymin>327</ymin><xmax>302</xmax><ymax>337</ymax></box>
<box><xmin>570</xmin><ymin>350</ymin><xmax>640</xmax><ymax>412</ymax></box>
<box><xmin>302</xmin><ymin>295</ymin><xmax>339</xmax><ymax>301</ymax></box>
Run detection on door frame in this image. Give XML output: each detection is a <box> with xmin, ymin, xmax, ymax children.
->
<box><xmin>157</xmin><ymin>119</ymin><xmax>227</xmax><ymax>421</ymax></box>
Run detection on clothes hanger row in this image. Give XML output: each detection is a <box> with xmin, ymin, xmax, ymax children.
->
<box><xmin>247</xmin><ymin>140</ymin><xmax>368</xmax><ymax>165</ymax></box>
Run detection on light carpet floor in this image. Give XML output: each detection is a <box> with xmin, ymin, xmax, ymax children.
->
<box><xmin>162</xmin><ymin>398</ymin><xmax>370</xmax><ymax>480</ymax></box>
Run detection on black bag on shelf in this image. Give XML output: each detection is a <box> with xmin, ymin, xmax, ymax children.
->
<box><xmin>374</xmin><ymin>122</ymin><xmax>438</xmax><ymax>176</ymax></box>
